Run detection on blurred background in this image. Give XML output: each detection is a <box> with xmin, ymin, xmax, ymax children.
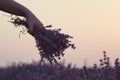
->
<box><xmin>0</xmin><ymin>0</ymin><xmax>120</xmax><ymax>67</ymax></box>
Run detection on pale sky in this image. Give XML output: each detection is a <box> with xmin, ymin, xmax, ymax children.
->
<box><xmin>0</xmin><ymin>0</ymin><xmax>120</xmax><ymax>67</ymax></box>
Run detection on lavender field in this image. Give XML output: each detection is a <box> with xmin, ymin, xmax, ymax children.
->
<box><xmin>0</xmin><ymin>52</ymin><xmax>120</xmax><ymax>80</ymax></box>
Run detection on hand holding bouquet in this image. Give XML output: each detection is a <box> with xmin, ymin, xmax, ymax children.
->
<box><xmin>10</xmin><ymin>16</ymin><xmax>76</xmax><ymax>64</ymax></box>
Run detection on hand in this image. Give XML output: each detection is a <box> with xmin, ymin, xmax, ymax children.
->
<box><xmin>26</xmin><ymin>13</ymin><xmax>45</xmax><ymax>33</ymax></box>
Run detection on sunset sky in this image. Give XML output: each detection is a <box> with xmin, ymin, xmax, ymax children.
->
<box><xmin>0</xmin><ymin>0</ymin><xmax>120</xmax><ymax>67</ymax></box>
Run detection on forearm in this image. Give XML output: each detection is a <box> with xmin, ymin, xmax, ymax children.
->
<box><xmin>0</xmin><ymin>0</ymin><xmax>44</xmax><ymax>32</ymax></box>
<box><xmin>0</xmin><ymin>0</ymin><xmax>32</xmax><ymax>17</ymax></box>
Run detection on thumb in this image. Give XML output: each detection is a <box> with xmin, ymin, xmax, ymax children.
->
<box><xmin>28</xmin><ymin>24</ymin><xmax>33</xmax><ymax>33</ymax></box>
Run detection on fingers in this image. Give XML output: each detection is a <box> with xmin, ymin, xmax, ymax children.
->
<box><xmin>26</xmin><ymin>19</ymin><xmax>45</xmax><ymax>33</ymax></box>
<box><xmin>29</xmin><ymin>26</ymin><xmax>33</xmax><ymax>33</ymax></box>
<box><xmin>27</xmin><ymin>21</ymin><xmax>33</xmax><ymax>33</ymax></box>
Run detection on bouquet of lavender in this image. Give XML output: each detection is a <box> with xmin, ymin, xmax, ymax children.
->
<box><xmin>10</xmin><ymin>16</ymin><xmax>76</xmax><ymax>64</ymax></box>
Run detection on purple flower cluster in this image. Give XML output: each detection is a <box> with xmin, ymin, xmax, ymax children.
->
<box><xmin>0</xmin><ymin>52</ymin><xmax>120</xmax><ymax>80</ymax></box>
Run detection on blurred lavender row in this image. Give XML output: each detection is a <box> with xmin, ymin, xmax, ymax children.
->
<box><xmin>0</xmin><ymin>52</ymin><xmax>120</xmax><ymax>80</ymax></box>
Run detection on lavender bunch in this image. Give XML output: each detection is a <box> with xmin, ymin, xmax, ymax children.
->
<box><xmin>10</xmin><ymin>16</ymin><xmax>76</xmax><ymax>64</ymax></box>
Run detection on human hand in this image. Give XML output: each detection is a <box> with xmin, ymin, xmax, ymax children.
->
<box><xmin>26</xmin><ymin>13</ymin><xmax>45</xmax><ymax>33</ymax></box>
<box><xmin>25</xmin><ymin>13</ymin><xmax>57</xmax><ymax>49</ymax></box>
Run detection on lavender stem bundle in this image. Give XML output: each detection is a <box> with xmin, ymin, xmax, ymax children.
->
<box><xmin>10</xmin><ymin>16</ymin><xmax>76</xmax><ymax>64</ymax></box>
